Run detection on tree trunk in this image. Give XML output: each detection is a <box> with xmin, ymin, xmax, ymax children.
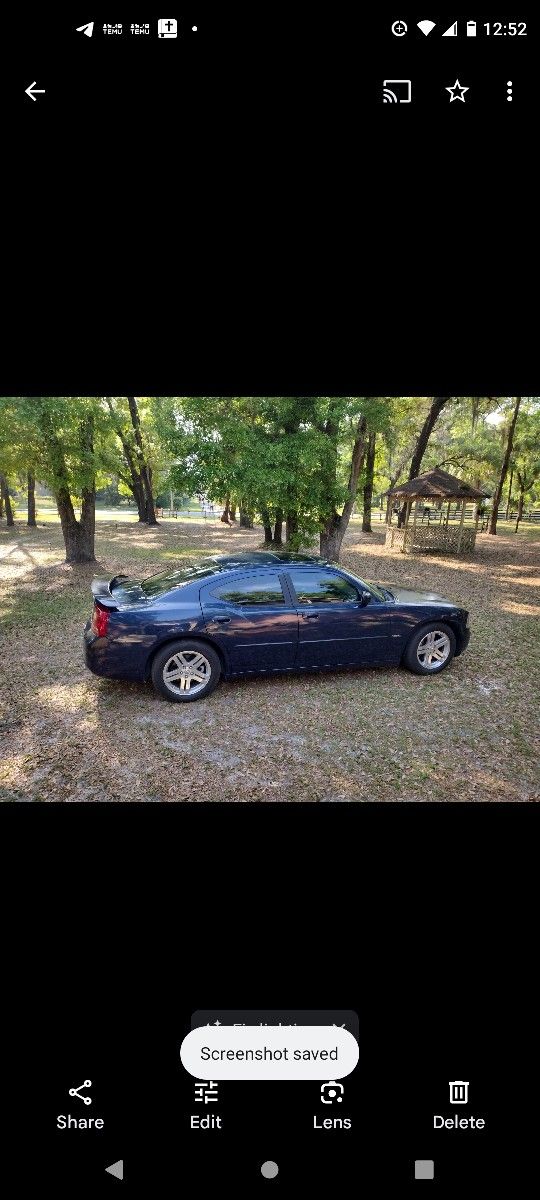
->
<box><xmin>229</xmin><ymin>503</ymin><xmax>237</xmax><ymax>522</ymax></box>
<box><xmin>57</xmin><ymin>489</ymin><xmax>83</xmax><ymax>560</ymax></box>
<box><xmin>515</xmin><ymin>485</ymin><xmax>524</xmax><ymax>533</ymax></box>
<box><xmin>27</xmin><ymin>471</ymin><xmax>37</xmax><ymax>526</ymax></box>
<box><xmin>119</xmin><ymin>475</ymin><xmax>146</xmax><ymax>520</ymax></box>
<box><xmin>261</xmin><ymin>507</ymin><xmax>273</xmax><ymax>543</ymax></box>
<box><xmin>220</xmin><ymin>495</ymin><xmax>230</xmax><ymax>524</ymax></box>
<box><xmin>0</xmin><ymin>473</ymin><xmax>14</xmax><ymax>526</ymax></box>
<box><xmin>127</xmin><ymin>397</ymin><xmax>158</xmax><ymax>524</ymax></box>
<box><xmin>121</xmin><ymin>462</ymin><xmax>146</xmax><ymax>520</ymax></box>
<box><xmin>488</xmin><ymin>397</ymin><xmax>522</xmax><ymax>535</ymax></box>
<box><xmin>320</xmin><ymin>516</ymin><xmax>347</xmax><ymax>562</ymax></box>
<box><xmin>54</xmin><ymin>484</ymin><xmax>95</xmax><ymax>562</ymax></box>
<box><xmin>63</xmin><ymin>417</ymin><xmax>96</xmax><ymax>562</ymax></box>
<box><xmin>384</xmin><ymin>441</ymin><xmax>417</xmax><ymax>525</ymax></box>
<box><xmin>79</xmin><ymin>450</ymin><xmax>96</xmax><ymax>558</ymax></box>
<box><xmin>409</xmin><ymin>397</ymin><xmax>451</xmax><ymax>480</ymax></box>
<box><xmin>273</xmin><ymin>508</ymin><xmax>283</xmax><ymax>545</ymax></box>
<box><xmin>505</xmin><ymin>465</ymin><xmax>514</xmax><ymax>520</ymax></box>
<box><xmin>362</xmin><ymin>432</ymin><xmax>376</xmax><ymax>532</ymax></box>
<box><xmin>0</xmin><ymin>489</ymin><xmax>3</xmax><ymax>519</ymax></box>
<box><xmin>39</xmin><ymin>410</ymin><xmax>96</xmax><ymax>562</ymax></box>
<box><xmin>106</xmin><ymin>399</ymin><xmax>148</xmax><ymax>521</ymax></box>
<box><xmin>286</xmin><ymin>512</ymin><xmax>298</xmax><ymax>542</ymax></box>
<box><xmin>397</xmin><ymin>503</ymin><xmax>409</xmax><ymax>529</ymax></box>
<box><xmin>239</xmin><ymin>506</ymin><xmax>253</xmax><ymax>529</ymax></box>
<box><xmin>135</xmin><ymin>482</ymin><xmax>148</xmax><ymax>521</ymax></box>
<box><xmin>399</xmin><ymin>396</ymin><xmax>450</xmax><ymax>525</ymax></box>
<box><xmin>319</xmin><ymin>414</ymin><xmax>368</xmax><ymax>561</ymax></box>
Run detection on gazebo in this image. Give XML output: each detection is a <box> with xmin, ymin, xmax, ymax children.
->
<box><xmin>385</xmin><ymin>468</ymin><xmax>490</xmax><ymax>555</ymax></box>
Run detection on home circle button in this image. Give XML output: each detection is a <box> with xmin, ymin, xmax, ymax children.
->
<box><xmin>261</xmin><ymin>1160</ymin><xmax>279</xmax><ymax>1179</ymax></box>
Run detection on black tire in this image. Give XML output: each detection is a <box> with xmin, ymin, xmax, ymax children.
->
<box><xmin>151</xmin><ymin>640</ymin><xmax>222</xmax><ymax>702</ymax></box>
<box><xmin>403</xmin><ymin>621</ymin><xmax>456</xmax><ymax>676</ymax></box>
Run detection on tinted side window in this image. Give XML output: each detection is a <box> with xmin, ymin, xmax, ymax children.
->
<box><xmin>289</xmin><ymin>570</ymin><xmax>359</xmax><ymax>604</ymax></box>
<box><xmin>212</xmin><ymin>574</ymin><xmax>285</xmax><ymax>606</ymax></box>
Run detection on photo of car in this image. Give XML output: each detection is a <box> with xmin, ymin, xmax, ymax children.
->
<box><xmin>4</xmin><ymin>394</ymin><xmax>536</xmax><ymax>803</ymax></box>
<box><xmin>84</xmin><ymin>551</ymin><xmax>470</xmax><ymax>702</ymax></box>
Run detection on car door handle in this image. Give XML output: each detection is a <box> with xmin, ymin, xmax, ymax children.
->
<box><xmin>302</xmin><ymin>612</ymin><xmax>319</xmax><ymax>620</ymax></box>
<box><xmin>213</xmin><ymin>616</ymin><xmax>231</xmax><ymax>623</ymax></box>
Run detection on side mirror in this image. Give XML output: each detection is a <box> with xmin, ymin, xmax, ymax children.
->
<box><xmin>360</xmin><ymin>590</ymin><xmax>371</xmax><ymax>606</ymax></box>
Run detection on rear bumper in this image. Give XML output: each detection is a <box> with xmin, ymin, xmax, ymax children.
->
<box><xmin>84</xmin><ymin>622</ymin><xmax>112</xmax><ymax>677</ymax></box>
<box><xmin>84</xmin><ymin>622</ymin><xmax>144</xmax><ymax>681</ymax></box>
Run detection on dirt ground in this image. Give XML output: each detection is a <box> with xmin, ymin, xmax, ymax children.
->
<box><xmin>1</xmin><ymin>516</ymin><xmax>539</xmax><ymax>802</ymax></box>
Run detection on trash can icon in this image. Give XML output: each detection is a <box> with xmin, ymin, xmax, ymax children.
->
<box><xmin>449</xmin><ymin>1080</ymin><xmax>469</xmax><ymax>1104</ymax></box>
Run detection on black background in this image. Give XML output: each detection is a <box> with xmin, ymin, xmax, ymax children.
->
<box><xmin>4</xmin><ymin>806</ymin><xmax>536</xmax><ymax>1192</ymax></box>
<box><xmin>2</xmin><ymin>6</ymin><xmax>538</xmax><ymax>1194</ymax></box>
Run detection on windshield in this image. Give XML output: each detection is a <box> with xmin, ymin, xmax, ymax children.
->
<box><xmin>138</xmin><ymin>562</ymin><xmax>218</xmax><ymax>597</ymax></box>
<box><xmin>340</xmin><ymin>568</ymin><xmax>388</xmax><ymax>603</ymax></box>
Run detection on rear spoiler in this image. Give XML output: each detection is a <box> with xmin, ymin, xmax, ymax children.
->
<box><xmin>91</xmin><ymin>575</ymin><xmax>128</xmax><ymax>609</ymax></box>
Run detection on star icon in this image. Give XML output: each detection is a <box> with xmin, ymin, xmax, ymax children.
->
<box><xmin>446</xmin><ymin>79</ymin><xmax>469</xmax><ymax>103</ymax></box>
<box><xmin>213</xmin><ymin>1019</ymin><xmax>221</xmax><ymax>1026</ymax></box>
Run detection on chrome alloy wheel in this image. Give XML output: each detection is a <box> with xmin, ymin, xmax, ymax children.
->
<box><xmin>416</xmin><ymin>629</ymin><xmax>451</xmax><ymax>670</ymax></box>
<box><xmin>162</xmin><ymin>649</ymin><xmax>212</xmax><ymax>695</ymax></box>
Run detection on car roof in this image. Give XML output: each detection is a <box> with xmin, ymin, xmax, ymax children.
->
<box><xmin>205</xmin><ymin>551</ymin><xmax>331</xmax><ymax>571</ymax></box>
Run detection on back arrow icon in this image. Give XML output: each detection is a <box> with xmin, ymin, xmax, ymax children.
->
<box><xmin>25</xmin><ymin>81</ymin><xmax>46</xmax><ymax>101</ymax></box>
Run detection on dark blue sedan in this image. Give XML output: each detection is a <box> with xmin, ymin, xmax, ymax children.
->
<box><xmin>84</xmin><ymin>551</ymin><xmax>470</xmax><ymax>702</ymax></box>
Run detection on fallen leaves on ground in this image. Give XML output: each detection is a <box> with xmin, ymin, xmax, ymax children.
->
<box><xmin>1</xmin><ymin>518</ymin><xmax>539</xmax><ymax>803</ymax></box>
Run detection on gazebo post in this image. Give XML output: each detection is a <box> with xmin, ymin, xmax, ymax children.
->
<box><xmin>412</xmin><ymin>498</ymin><xmax>418</xmax><ymax>546</ymax></box>
<box><xmin>445</xmin><ymin>500</ymin><xmax>451</xmax><ymax>529</ymax></box>
<box><xmin>404</xmin><ymin>499</ymin><xmax>412</xmax><ymax>551</ymax></box>
<box><xmin>474</xmin><ymin>505</ymin><xmax>480</xmax><ymax>536</ymax></box>
<box><xmin>456</xmin><ymin>498</ymin><xmax>466</xmax><ymax>553</ymax></box>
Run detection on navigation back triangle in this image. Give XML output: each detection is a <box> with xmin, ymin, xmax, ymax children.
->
<box><xmin>105</xmin><ymin>1160</ymin><xmax>123</xmax><ymax>1180</ymax></box>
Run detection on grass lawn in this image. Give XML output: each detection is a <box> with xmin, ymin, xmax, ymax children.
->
<box><xmin>7</xmin><ymin>496</ymin><xmax>212</xmax><ymax>523</ymax></box>
<box><xmin>1</xmin><ymin>515</ymin><xmax>539</xmax><ymax>803</ymax></box>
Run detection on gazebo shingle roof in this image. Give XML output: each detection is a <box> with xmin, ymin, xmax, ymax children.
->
<box><xmin>388</xmin><ymin>468</ymin><xmax>489</xmax><ymax>501</ymax></box>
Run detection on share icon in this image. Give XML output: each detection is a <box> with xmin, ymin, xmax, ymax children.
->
<box><xmin>68</xmin><ymin>1079</ymin><xmax>92</xmax><ymax>1105</ymax></box>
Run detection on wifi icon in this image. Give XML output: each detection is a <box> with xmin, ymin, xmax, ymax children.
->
<box><xmin>417</xmin><ymin>20</ymin><xmax>436</xmax><ymax>36</ymax></box>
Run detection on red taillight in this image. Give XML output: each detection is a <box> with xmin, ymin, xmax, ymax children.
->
<box><xmin>91</xmin><ymin>603</ymin><xmax>111</xmax><ymax>638</ymax></box>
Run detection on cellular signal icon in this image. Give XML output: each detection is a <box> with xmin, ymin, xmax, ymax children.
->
<box><xmin>382</xmin><ymin>79</ymin><xmax>412</xmax><ymax>104</ymax></box>
<box><xmin>442</xmin><ymin>21</ymin><xmax>458</xmax><ymax>37</ymax></box>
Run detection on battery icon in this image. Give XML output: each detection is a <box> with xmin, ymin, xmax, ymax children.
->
<box><xmin>467</xmin><ymin>21</ymin><xmax>477</xmax><ymax>37</ymax></box>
